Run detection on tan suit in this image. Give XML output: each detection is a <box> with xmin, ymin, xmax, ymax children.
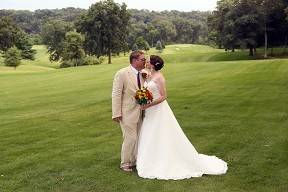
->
<box><xmin>112</xmin><ymin>66</ymin><xmax>144</xmax><ymax>166</ymax></box>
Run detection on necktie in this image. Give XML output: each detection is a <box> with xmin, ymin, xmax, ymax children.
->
<box><xmin>137</xmin><ymin>72</ymin><xmax>141</xmax><ymax>89</ymax></box>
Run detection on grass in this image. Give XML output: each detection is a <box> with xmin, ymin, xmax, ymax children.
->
<box><xmin>0</xmin><ymin>45</ymin><xmax>58</xmax><ymax>72</ymax></box>
<box><xmin>0</xmin><ymin>45</ymin><xmax>287</xmax><ymax>192</ymax></box>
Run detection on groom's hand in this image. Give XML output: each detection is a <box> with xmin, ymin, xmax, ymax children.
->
<box><xmin>113</xmin><ymin>116</ymin><xmax>122</xmax><ymax>123</ymax></box>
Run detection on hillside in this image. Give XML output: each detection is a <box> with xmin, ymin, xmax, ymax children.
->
<box><xmin>0</xmin><ymin>45</ymin><xmax>287</xmax><ymax>192</ymax></box>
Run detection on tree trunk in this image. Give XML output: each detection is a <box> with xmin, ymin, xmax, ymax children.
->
<box><xmin>108</xmin><ymin>48</ymin><xmax>111</xmax><ymax>64</ymax></box>
<box><xmin>249</xmin><ymin>47</ymin><xmax>253</xmax><ymax>56</ymax></box>
<box><xmin>264</xmin><ymin>25</ymin><xmax>268</xmax><ymax>58</ymax></box>
<box><xmin>232</xmin><ymin>48</ymin><xmax>235</xmax><ymax>52</ymax></box>
<box><xmin>283</xmin><ymin>35</ymin><xmax>287</xmax><ymax>54</ymax></box>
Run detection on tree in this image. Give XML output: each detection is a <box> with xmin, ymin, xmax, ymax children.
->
<box><xmin>4</xmin><ymin>46</ymin><xmax>21</xmax><ymax>69</ymax></box>
<box><xmin>136</xmin><ymin>36</ymin><xmax>149</xmax><ymax>50</ymax></box>
<box><xmin>208</xmin><ymin>0</ymin><xmax>288</xmax><ymax>56</ymax></box>
<box><xmin>41</xmin><ymin>20</ymin><xmax>73</xmax><ymax>62</ymax></box>
<box><xmin>30</xmin><ymin>34</ymin><xmax>43</xmax><ymax>45</ymax></box>
<box><xmin>156</xmin><ymin>40</ymin><xmax>163</xmax><ymax>52</ymax></box>
<box><xmin>172</xmin><ymin>17</ymin><xmax>194</xmax><ymax>43</ymax></box>
<box><xmin>61</xmin><ymin>31</ymin><xmax>85</xmax><ymax>67</ymax></box>
<box><xmin>286</xmin><ymin>7</ymin><xmax>288</xmax><ymax>21</ymax></box>
<box><xmin>258</xmin><ymin>0</ymin><xmax>282</xmax><ymax>57</ymax></box>
<box><xmin>1</xmin><ymin>8</ymin><xmax>210</xmax><ymax>49</ymax></box>
<box><xmin>76</xmin><ymin>0</ymin><xmax>130</xmax><ymax>64</ymax></box>
<box><xmin>15</xmin><ymin>30</ymin><xmax>36</xmax><ymax>60</ymax></box>
<box><xmin>122</xmin><ymin>42</ymin><xmax>130</xmax><ymax>56</ymax></box>
<box><xmin>144</xmin><ymin>41</ymin><xmax>150</xmax><ymax>52</ymax></box>
<box><xmin>0</xmin><ymin>16</ymin><xmax>36</xmax><ymax>59</ymax></box>
<box><xmin>146</xmin><ymin>24</ymin><xmax>159</xmax><ymax>47</ymax></box>
<box><xmin>258</xmin><ymin>0</ymin><xmax>288</xmax><ymax>56</ymax></box>
<box><xmin>132</xmin><ymin>43</ymin><xmax>138</xmax><ymax>51</ymax></box>
<box><xmin>0</xmin><ymin>16</ymin><xmax>20</xmax><ymax>51</ymax></box>
<box><xmin>62</xmin><ymin>31</ymin><xmax>85</xmax><ymax>61</ymax></box>
<box><xmin>208</xmin><ymin>0</ymin><xmax>237</xmax><ymax>49</ymax></box>
<box><xmin>152</xmin><ymin>18</ymin><xmax>177</xmax><ymax>45</ymax></box>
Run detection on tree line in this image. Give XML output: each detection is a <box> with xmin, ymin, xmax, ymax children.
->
<box><xmin>2</xmin><ymin>0</ymin><xmax>288</xmax><ymax>68</ymax></box>
<box><xmin>208</xmin><ymin>0</ymin><xmax>288</xmax><ymax>57</ymax></box>
<box><xmin>0</xmin><ymin>7</ymin><xmax>209</xmax><ymax>46</ymax></box>
<box><xmin>0</xmin><ymin>0</ymin><xmax>209</xmax><ymax>66</ymax></box>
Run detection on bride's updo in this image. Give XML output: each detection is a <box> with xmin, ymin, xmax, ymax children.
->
<box><xmin>150</xmin><ymin>55</ymin><xmax>164</xmax><ymax>71</ymax></box>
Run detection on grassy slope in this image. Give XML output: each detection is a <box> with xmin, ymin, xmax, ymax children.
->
<box><xmin>0</xmin><ymin>45</ymin><xmax>58</xmax><ymax>72</ymax></box>
<box><xmin>0</xmin><ymin>45</ymin><xmax>287</xmax><ymax>192</ymax></box>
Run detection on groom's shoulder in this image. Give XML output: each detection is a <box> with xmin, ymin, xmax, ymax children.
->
<box><xmin>116</xmin><ymin>66</ymin><xmax>130</xmax><ymax>75</ymax></box>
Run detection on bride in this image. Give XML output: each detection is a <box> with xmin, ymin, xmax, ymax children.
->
<box><xmin>136</xmin><ymin>55</ymin><xmax>228</xmax><ymax>180</ymax></box>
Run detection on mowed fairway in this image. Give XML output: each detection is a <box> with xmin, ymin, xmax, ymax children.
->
<box><xmin>0</xmin><ymin>45</ymin><xmax>287</xmax><ymax>192</ymax></box>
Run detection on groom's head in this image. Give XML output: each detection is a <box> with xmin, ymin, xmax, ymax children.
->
<box><xmin>130</xmin><ymin>50</ymin><xmax>145</xmax><ymax>71</ymax></box>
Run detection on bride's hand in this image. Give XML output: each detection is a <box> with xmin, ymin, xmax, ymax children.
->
<box><xmin>140</xmin><ymin>104</ymin><xmax>151</xmax><ymax>110</ymax></box>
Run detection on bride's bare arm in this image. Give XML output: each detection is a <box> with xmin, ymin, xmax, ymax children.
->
<box><xmin>141</xmin><ymin>73</ymin><xmax>167</xmax><ymax>110</ymax></box>
<box><xmin>155</xmin><ymin>74</ymin><xmax>167</xmax><ymax>103</ymax></box>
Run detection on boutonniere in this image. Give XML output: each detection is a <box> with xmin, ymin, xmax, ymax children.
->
<box><xmin>140</xmin><ymin>69</ymin><xmax>150</xmax><ymax>79</ymax></box>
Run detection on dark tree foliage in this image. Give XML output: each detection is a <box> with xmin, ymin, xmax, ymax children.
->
<box><xmin>0</xmin><ymin>6</ymin><xmax>210</xmax><ymax>49</ymax></box>
<box><xmin>75</xmin><ymin>0</ymin><xmax>130</xmax><ymax>64</ymax></box>
<box><xmin>208</xmin><ymin>0</ymin><xmax>288</xmax><ymax>56</ymax></box>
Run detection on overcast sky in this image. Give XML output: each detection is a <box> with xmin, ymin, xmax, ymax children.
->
<box><xmin>0</xmin><ymin>0</ymin><xmax>218</xmax><ymax>12</ymax></box>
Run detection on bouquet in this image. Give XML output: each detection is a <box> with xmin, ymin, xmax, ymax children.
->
<box><xmin>135</xmin><ymin>87</ymin><xmax>153</xmax><ymax>105</ymax></box>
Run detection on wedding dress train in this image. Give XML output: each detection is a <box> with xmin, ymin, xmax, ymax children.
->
<box><xmin>136</xmin><ymin>80</ymin><xmax>228</xmax><ymax>180</ymax></box>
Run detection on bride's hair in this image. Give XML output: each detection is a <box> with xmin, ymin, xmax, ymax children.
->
<box><xmin>150</xmin><ymin>55</ymin><xmax>164</xmax><ymax>71</ymax></box>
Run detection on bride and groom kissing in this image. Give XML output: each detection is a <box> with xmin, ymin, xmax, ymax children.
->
<box><xmin>112</xmin><ymin>50</ymin><xmax>228</xmax><ymax>180</ymax></box>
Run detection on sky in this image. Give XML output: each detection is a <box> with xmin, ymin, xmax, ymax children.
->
<box><xmin>0</xmin><ymin>0</ymin><xmax>218</xmax><ymax>12</ymax></box>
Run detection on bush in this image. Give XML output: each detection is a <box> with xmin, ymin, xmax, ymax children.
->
<box><xmin>144</xmin><ymin>41</ymin><xmax>150</xmax><ymax>52</ymax></box>
<box><xmin>60</xmin><ymin>56</ymin><xmax>104</xmax><ymax>68</ymax></box>
<box><xmin>83</xmin><ymin>56</ymin><xmax>104</xmax><ymax>65</ymax></box>
<box><xmin>29</xmin><ymin>34</ymin><xmax>43</xmax><ymax>45</ymax></box>
<box><xmin>62</xmin><ymin>31</ymin><xmax>85</xmax><ymax>61</ymax></box>
<box><xmin>132</xmin><ymin>43</ymin><xmax>138</xmax><ymax>51</ymax></box>
<box><xmin>21</xmin><ymin>46</ymin><xmax>36</xmax><ymax>60</ymax></box>
<box><xmin>161</xmin><ymin>40</ymin><xmax>165</xmax><ymax>49</ymax></box>
<box><xmin>98</xmin><ymin>56</ymin><xmax>104</xmax><ymax>63</ymax></box>
<box><xmin>15</xmin><ymin>31</ymin><xmax>36</xmax><ymax>60</ymax></box>
<box><xmin>59</xmin><ymin>60</ymin><xmax>72</xmax><ymax>68</ymax></box>
<box><xmin>4</xmin><ymin>46</ymin><xmax>21</xmax><ymax>69</ymax></box>
<box><xmin>60</xmin><ymin>58</ymin><xmax>85</xmax><ymax>68</ymax></box>
<box><xmin>156</xmin><ymin>40</ymin><xmax>163</xmax><ymax>52</ymax></box>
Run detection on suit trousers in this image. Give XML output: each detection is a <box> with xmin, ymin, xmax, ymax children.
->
<box><xmin>120</xmin><ymin>115</ymin><xmax>143</xmax><ymax>166</ymax></box>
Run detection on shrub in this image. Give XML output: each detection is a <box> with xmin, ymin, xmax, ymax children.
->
<box><xmin>156</xmin><ymin>40</ymin><xmax>163</xmax><ymax>52</ymax></box>
<box><xmin>60</xmin><ymin>58</ymin><xmax>85</xmax><ymax>68</ymax></box>
<box><xmin>132</xmin><ymin>43</ymin><xmax>138</xmax><ymax>51</ymax></box>
<box><xmin>84</xmin><ymin>56</ymin><xmax>103</xmax><ymax>65</ymax></box>
<box><xmin>4</xmin><ymin>46</ymin><xmax>21</xmax><ymax>69</ymax></box>
<box><xmin>60</xmin><ymin>56</ymin><xmax>104</xmax><ymax>68</ymax></box>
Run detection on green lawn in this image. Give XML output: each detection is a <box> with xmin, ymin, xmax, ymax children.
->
<box><xmin>0</xmin><ymin>45</ymin><xmax>58</xmax><ymax>72</ymax></box>
<box><xmin>0</xmin><ymin>45</ymin><xmax>287</xmax><ymax>192</ymax></box>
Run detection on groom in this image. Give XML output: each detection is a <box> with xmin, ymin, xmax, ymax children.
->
<box><xmin>112</xmin><ymin>50</ymin><xmax>146</xmax><ymax>172</ymax></box>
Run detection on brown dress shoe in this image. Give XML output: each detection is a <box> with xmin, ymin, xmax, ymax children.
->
<box><xmin>120</xmin><ymin>164</ymin><xmax>133</xmax><ymax>172</ymax></box>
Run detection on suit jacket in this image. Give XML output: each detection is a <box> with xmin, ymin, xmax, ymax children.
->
<box><xmin>112</xmin><ymin>66</ymin><xmax>144</xmax><ymax>124</ymax></box>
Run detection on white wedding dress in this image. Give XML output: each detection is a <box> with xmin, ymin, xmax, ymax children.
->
<box><xmin>136</xmin><ymin>80</ymin><xmax>228</xmax><ymax>180</ymax></box>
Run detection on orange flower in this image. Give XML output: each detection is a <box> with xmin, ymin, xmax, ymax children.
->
<box><xmin>135</xmin><ymin>87</ymin><xmax>153</xmax><ymax>105</ymax></box>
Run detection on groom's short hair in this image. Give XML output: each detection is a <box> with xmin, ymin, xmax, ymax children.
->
<box><xmin>130</xmin><ymin>50</ymin><xmax>144</xmax><ymax>64</ymax></box>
